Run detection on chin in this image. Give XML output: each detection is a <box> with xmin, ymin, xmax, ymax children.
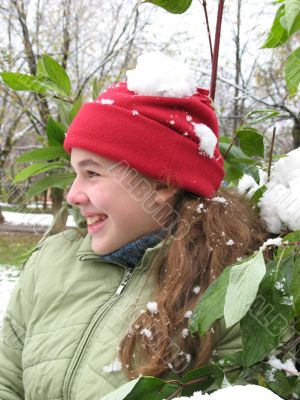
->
<box><xmin>91</xmin><ymin>238</ymin><xmax>118</xmax><ymax>255</ymax></box>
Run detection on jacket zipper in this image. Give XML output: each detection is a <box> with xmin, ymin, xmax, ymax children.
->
<box><xmin>63</xmin><ymin>266</ymin><xmax>134</xmax><ymax>399</ymax></box>
<box><xmin>115</xmin><ymin>267</ymin><xmax>133</xmax><ymax>296</ymax></box>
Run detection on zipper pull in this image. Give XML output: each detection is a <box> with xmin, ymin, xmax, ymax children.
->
<box><xmin>115</xmin><ymin>268</ymin><xmax>133</xmax><ymax>296</ymax></box>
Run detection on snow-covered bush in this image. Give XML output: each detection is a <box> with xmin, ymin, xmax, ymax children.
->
<box><xmin>173</xmin><ymin>385</ymin><xmax>283</xmax><ymax>399</ymax></box>
<box><xmin>238</xmin><ymin>147</ymin><xmax>300</xmax><ymax>233</ymax></box>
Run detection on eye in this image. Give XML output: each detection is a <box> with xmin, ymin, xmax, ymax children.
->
<box><xmin>86</xmin><ymin>170</ymin><xmax>100</xmax><ymax>178</ymax></box>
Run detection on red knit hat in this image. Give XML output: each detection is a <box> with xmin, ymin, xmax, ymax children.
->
<box><xmin>64</xmin><ymin>82</ymin><xmax>224</xmax><ymax>198</ymax></box>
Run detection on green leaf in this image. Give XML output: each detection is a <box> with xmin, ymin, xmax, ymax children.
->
<box><xmin>285</xmin><ymin>0</ymin><xmax>300</xmax><ymax>34</ymax></box>
<box><xmin>219</xmin><ymin>138</ymin><xmax>261</xmax><ymax>183</ymax></box>
<box><xmin>181</xmin><ymin>364</ymin><xmax>227</xmax><ymax>396</ymax></box>
<box><xmin>250</xmin><ymin>185</ymin><xmax>267</xmax><ymax>205</ymax></box>
<box><xmin>144</xmin><ymin>0</ymin><xmax>192</xmax><ymax>14</ymax></box>
<box><xmin>219</xmin><ymin>138</ymin><xmax>252</xmax><ymax>162</ymax></box>
<box><xmin>243</xmin><ymin>109</ymin><xmax>281</xmax><ymax>125</ymax></box>
<box><xmin>13</xmin><ymin>162</ymin><xmax>65</xmax><ymax>183</ymax></box>
<box><xmin>101</xmin><ymin>376</ymin><xmax>180</xmax><ymax>400</ymax></box>
<box><xmin>27</xmin><ymin>173</ymin><xmax>75</xmax><ymax>197</ymax></box>
<box><xmin>16</xmin><ymin>147</ymin><xmax>69</xmax><ymax>163</ymax></box>
<box><xmin>291</xmin><ymin>257</ymin><xmax>300</xmax><ymax>316</ymax></box>
<box><xmin>189</xmin><ymin>267</ymin><xmax>231</xmax><ymax>335</ymax></box>
<box><xmin>241</xmin><ymin>256</ymin><xmax>294</xmax><ymax>367</ymax></box>
<box><xmin>37</xmin><ymin>55</ymin><xmax>71</xmax><ymax>96</ymax></box>
<box><xmin>101</xmin><ymin>378</ymin><xmax>140</xmax><ymax>400</ymax></box>
<box><xmin>230</xmin><ymin>157</ymin><xmax>261</xmax><ymax>166</ymax></box>
<box><xmin>1</xmin><ymin>72</ymin><xmax>47</xmax><ymax>93</ymax></box>
<box><xmin>69</xmin><ymin>96</ymin><xmax>83</xmax><ymax>123</ymax></box>
<box><xmin>262</xmin><ymin>5</ymin><xmax>289</xmax><ymax>48</ymax></box>
<box><xmin>224</xmin><ymin>251</ymin><xmax>266</xmax><ymax>328</ymax></box>
<box><xmin>236</xmin><ymin>127</ymin><xmax>264</xmax><ymax>158</ymax></box>
<box><xmin>55</xmin><ymin>99</ymin><xmax>72</xmax><ymax>128</ymax></box>
<box><xmin>266</xmin><ymin>367</ymin><xmax>294</xmax><ymax>398</ymax></box>
<box><xmin>224</xmin><ymin>161</ymin><xmax>244</xmax><ymax>184</ymax></box>
<box><xmin>46</xmin><ymin>117</ymin><xmax>66</xmax><ymax>146</ymax></box>
<box><xmin>285</xmin><ymin>47</ymin><xmax>300</xmax><ymax>96</ymax></box>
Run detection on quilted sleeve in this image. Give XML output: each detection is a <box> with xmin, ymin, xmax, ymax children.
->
<box><xmin>0</xmin><ymin>243</ymin><xmax>43</xmax><ymax>400</ymax></box>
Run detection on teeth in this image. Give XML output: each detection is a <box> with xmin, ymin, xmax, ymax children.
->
<box><xmin>86</xmin><ymin>215</ymin><xmax>107</xmax><ymax>225</ymax></box>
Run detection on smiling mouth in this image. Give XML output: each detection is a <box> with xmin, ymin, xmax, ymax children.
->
<box><xmin>86</xmin><ymin>215</ymin><xmax>108</xmax><ymax>225</ymax></box>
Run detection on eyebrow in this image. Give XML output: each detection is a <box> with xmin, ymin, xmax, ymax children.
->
<box><xmin>72</xmin><ymin>159</ymin><xmax>104</xmax><ymax>169</ymax></box>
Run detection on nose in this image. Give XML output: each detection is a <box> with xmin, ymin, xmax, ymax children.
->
<box><xmin>66</xmin><ymin>178</ymin><xmax>89</xmax><ymax>207</ymax></box>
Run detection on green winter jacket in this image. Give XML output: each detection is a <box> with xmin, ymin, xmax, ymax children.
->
<box><xmin>0</xmin><ymin>228</ymin><xmax>242</xmax><ymax>400</ymax></box>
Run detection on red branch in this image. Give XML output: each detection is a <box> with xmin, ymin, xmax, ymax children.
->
<box><xmin>210</xmin><ymin>0</ymin><xmax>225</xmax><ymax>101</ymax></box>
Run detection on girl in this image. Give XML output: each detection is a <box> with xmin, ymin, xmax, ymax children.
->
<box><xmin>0</xmin><ymin>53</ymin><xmax>266</xmax><ymax>400</ymax></box>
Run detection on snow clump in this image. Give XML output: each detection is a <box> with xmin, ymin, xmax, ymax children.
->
<box><xmin>171</xmin><ymin>384</ymin><xmax>283</xmax><ymax>399</ymax></box>
<box><xmin>147</xmin><ymin>301</ymin><xmax>158</xmax><ymax>314</ymax></box>
<box><xmin>193</xmin><ymin>123</ymin><xmax>217</xmax><ymax>159</ymax></box>
<box><xmin>267</xmin><ymin>355</ymin><xmax>299</xmax><ymax>377</ymax></box>
<box><xmin>260</xmin><ymin>237</ymin><xmax>283</xmax><ymax>251</ymax></box>
<box><xmin>238</xmin><ymin>169</ymin><xmax>268</xmax><ymax>198</ymax></box>
<box><xmin>184</xmin><ymin>310</ymin><xmax>193</xmax><ymax>319</ymax></box>
<box><xmin>259</xmin><ymin>147</ymin><xmax>300</xmax><ymax>233</ymax></box>
<box><xmin>211</xmin><ymin>196</ymin><xmax>227</xmax><ymax>204</ymax></box>
<box><xmin>126</xmin><ymin>52</ymin><xmax>197</xmax><ymax>97</ymax></box>
<box><xmin>140</xmin><ymin>328</ymin><xmax>153</xmax><ymax>340</ymax></box>
<box><xmin>102</xmin><ymin>359</ymin><xmax>122</xmax><ymax>373</ymax></box>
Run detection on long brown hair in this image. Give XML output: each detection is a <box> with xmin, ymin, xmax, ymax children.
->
<box><xmin>119</xmin><ymin>188</ymin><xmax>267</xmax><ymax>378</ymax></box>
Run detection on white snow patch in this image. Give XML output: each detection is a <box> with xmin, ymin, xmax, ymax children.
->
<box><xmin>172</xmin><ymin>385</ymin><xmax>283</xmax><ymax>399</ymax></box>
<box><xmin>237</xmin><ymin>169</ymin><xmax>268</xmax><ymax>198</ymax></box>
<box><xmin>140</xmin><ymin>328</ymin><xmax>153</xmax><ymax>340</ymax></box>
<box><xmin>193</xmin><ymin>123</ymin><xmax>217</xmax><ymax>159</ymax></box>
<box><xmin>196</xmin><ymin>203</ymin><xmax>204</xmax><ymax>213</ymax></box>
<box><xmin>126</xmin><ymin>52</ymin><xmax>197</xmax><ymax>97</ymax></box>
<box><xmin>211</xmin><ymin>196</ymin><xmax>227</xmax><ymax>204</ymax></box>
<box><xmin>193</xmin><ymin>286</ymin><xmax>201</xmax><ymax>295</ymax></box>
<box><xmin>259</xmin><ymin>147</ymin><xmax>300</xmax><ymax>233</ymax></box>
<box><xmin>147</xmin><ymin>301</ymin><xmax>158</xmax><ymax>314</ymax></box>
<box><xmin>226</xmin><ymin>239</ymin><xmax>235</xmax><ymax>246</ymax></box>
<box><xmin>268</xmin><ymin>355</ymin><xmax>299</xmax><ymax>376</ymax></box>
<box><xmin>182</xmin><ymin>328</ymin><xmax>189</xmax><ymax>338</ymax></box>
<box><xmin>102</xmin><ymin>359</ymin><xmax>122</xmax><ymax>373</ymax></box>
<box><xmin>2</xmin><ymin>211</ymin><xmax>75</xmax><ymax>227</ymax></box>
<box><xmin>184</xmin><ymin>310</ymin><xmax>193</xmax><ymax>319</ymax></box>
<box><xmin>274</xmin><ymin>278</ymin><xmax>286</xmax><ymax>292</ymax></box>
<box><xmin>281</xmin><ymin>295</ymin><xmax>293</xmax><ymax>306</ymax></box>
<box><xmin>260</xmin><ymin>237</ymin><xmax>283</xmax><ymax>251</ymax></box>
<box><xmin>0</xmin><ymin>266</ymin><xmax>19</xmax><ymax>326</ymax></box>
<box><xmin>100</xmin><ymin>98</ymin><xmax>114</xmax><ymax>105</ymax></box>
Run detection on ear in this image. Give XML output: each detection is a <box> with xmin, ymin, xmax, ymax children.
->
<box><xmin>153</xmin><ymin>182</ymin><xmax>178</xmax><ymax>205</ymax></box>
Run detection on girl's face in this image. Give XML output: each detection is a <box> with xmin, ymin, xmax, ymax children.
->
<box><xmin>67</xmin><ymin>148</ymin><xmax>175</xmax><ymax>255</ymax></box>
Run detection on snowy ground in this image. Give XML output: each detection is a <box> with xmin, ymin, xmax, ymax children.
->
<box><xmin>0</xmin><ymin>265</ymin><xmax>19</xmax><ymax>326</ymax></box>
<box><xmin>2</xmin><ymin>210</ymin><xmax>76</xmax><ymax>228</ymax></box>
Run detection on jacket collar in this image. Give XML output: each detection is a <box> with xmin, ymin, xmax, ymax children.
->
<box><xmin>75</xmin><ymin>230</ymin><xmax>172</xmax><ymax>270</ymax></box>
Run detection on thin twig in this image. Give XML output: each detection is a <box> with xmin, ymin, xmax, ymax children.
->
<box><xmin>223</xmin><ymin>130</ymin><xmax>238</xmax><ymax>160</ymax></box>
<box><xmin>210</xmin><ymin>0</ymin><xmax>225</xmax><ymax>101</ymax></box>
<box><xmin>200</xmin><ymin>0</ymin><xmax>213</xmax><ymax>62</ymax></box>
<box><xmin>267</xmin><ymin>127</ymin><xmax>276</xmax><ymax>182</ymax></box>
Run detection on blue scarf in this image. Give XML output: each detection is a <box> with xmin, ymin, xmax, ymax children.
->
<box><xmin>98</xmin><ymin>229</ymin><xmax>167</xmax><ymax>269</ymax></box>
